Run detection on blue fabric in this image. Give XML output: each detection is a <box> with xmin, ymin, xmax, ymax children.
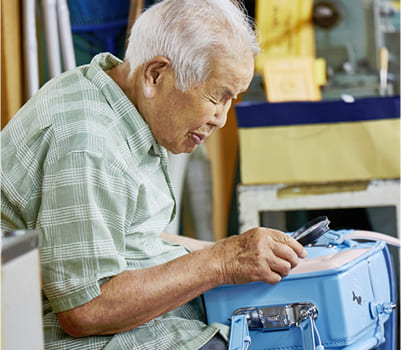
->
<box><xmin>236</xmin><ymin>96</ymin><xmax>400</xmax><ymax>128</ymax></box>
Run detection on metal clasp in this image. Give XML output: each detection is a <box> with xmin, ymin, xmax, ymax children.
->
<box><xmin>232</xmin><ymin>302</ymin><xmax>318</xmax><ymax>332</ymax></box>
<box><xmin>294</xmin><ymin>303</ymin><xmax>318</xmax><ymax>326</ymax></box>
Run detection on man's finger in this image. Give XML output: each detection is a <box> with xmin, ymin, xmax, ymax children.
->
<box><xmin>272</xmin><ymin>243</ymin><xmax>299</xmax><ymax>268</ymax></box>
<box><xmin>277</xmin><ymin>232</ymin><xmax>307</xmax><ymax>258</ymax></box>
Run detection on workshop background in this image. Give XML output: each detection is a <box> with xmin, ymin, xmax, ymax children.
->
<box><xmin>2</xmin><ymin>0</ymin><xmax>400</xmax><ymax>240</ymax></box>
<box><xmin>1</xmin><ymin>0</ymin><xmax>400</xmax><ymax>348</ymax></box>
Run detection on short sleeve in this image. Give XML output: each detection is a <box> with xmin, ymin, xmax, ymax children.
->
<box><xmin>39</xmin><ymin>151</ymin><xmax>136</xmax><ymax>312</ymax></box>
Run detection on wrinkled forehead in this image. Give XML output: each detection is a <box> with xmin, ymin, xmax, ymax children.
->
<box><xmin>208</xmin><ymin>53</ymin><xmax>255</xmax><ymax>94</ymax></box>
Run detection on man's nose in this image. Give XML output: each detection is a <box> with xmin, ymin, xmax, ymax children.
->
<box><xmin>213</xmin><ymin>101</ymin><xmax>231</xmax><ymax>129</ymax></box>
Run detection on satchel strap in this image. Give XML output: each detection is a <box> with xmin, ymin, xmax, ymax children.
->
<box><xmin>344</xmin><ymin>230</ymin><xmax>401</xmax><ymax>248</ymax></box>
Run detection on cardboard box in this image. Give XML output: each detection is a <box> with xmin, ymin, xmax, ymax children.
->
<box><xmin>236</xmin><ymin>96</ymin><xmax>400</xmax><ymax>184</ymax></box>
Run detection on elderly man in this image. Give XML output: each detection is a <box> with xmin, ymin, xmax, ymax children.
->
<box><xmin>1</xmin><ymin>0</ymin><xmax>306</xmax><ymax>349</ymax></box>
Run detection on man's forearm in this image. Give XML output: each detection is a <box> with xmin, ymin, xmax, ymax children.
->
<box><xmin>57</xmin><ymin>228</ymin><xmax>307</xmax><ymax>338</ymax></box>
<box><xmin>57</xmin><ymin>247</ymin><xmax>222</xmax><ymax>337</ymax></box>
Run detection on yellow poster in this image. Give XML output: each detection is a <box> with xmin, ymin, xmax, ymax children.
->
<box><xmin>255</xmin><ymin>0</ymin><xmax>315</xmax><ymax>72</ymax></box>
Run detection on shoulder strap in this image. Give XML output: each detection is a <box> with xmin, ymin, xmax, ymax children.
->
<box><xmin>344</xmin><ymin>230</ymin><xmax>400</xmax><ymax>248</ymax></box>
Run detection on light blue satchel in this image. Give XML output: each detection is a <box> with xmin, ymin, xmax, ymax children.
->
<box><xmin>204</xmin><ymin>230</ymin><xmax>400</xmax><ymax>350</ymax></box>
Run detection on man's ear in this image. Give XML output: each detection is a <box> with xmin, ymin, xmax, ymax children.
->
<box><xmin>142</xmin><ymin>56</ymin><xmax>172</xmax><ymax>98</ymax></box>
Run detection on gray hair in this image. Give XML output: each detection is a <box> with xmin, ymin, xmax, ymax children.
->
<box><xmin>124</xmin><ymin>0</ymin><xmax>259</xmax><ymax>91</ymax></box>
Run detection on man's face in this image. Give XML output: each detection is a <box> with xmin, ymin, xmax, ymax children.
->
<box><xmin>146</xmin><ymin>55</ymin><xmax>254</xmax><ymax>154</ymax></box>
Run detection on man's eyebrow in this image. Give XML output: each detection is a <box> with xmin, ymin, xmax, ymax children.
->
<box><xmin>222</xmin><ymin>87</ymin><xmax>237</xmax><ymax>99</ymax></box>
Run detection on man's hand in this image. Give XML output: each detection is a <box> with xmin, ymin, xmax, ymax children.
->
<box><xmin>211</xmin><ymin>228</ymin><xmax>307</xmax><ymax>285</ymax></box>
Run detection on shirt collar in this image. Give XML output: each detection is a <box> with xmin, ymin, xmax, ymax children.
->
<box><xmin>85</xmin><ymin>53</ymin><xmax>162</xmax><ymax>157</ymax></box>
<box><xmin>84</xmin><ymin>53</ymin><xmax>175</xmax><ymax>221</ymax></box>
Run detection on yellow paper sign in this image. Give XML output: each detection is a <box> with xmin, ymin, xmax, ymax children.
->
<box><xmin>255</xmin><ymin>0</ymin><xmax>315</xmax><ymax>72</ymax></box>
<box><xmin>263</xmin><ymin>56</ymin><xmax>321</xmax><ymax>102</ymax></box>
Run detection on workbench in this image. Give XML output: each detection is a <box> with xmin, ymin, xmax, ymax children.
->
<box><xmin>237</xmin><ymin>179</ymin><xmax>400</xmax><ymax>235</ymax></box>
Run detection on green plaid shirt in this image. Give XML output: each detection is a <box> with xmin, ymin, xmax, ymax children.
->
<box><xmin>1</xmin><ymin>53</ymin><xmax>228</xmax><ymax>349</ymax></box>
